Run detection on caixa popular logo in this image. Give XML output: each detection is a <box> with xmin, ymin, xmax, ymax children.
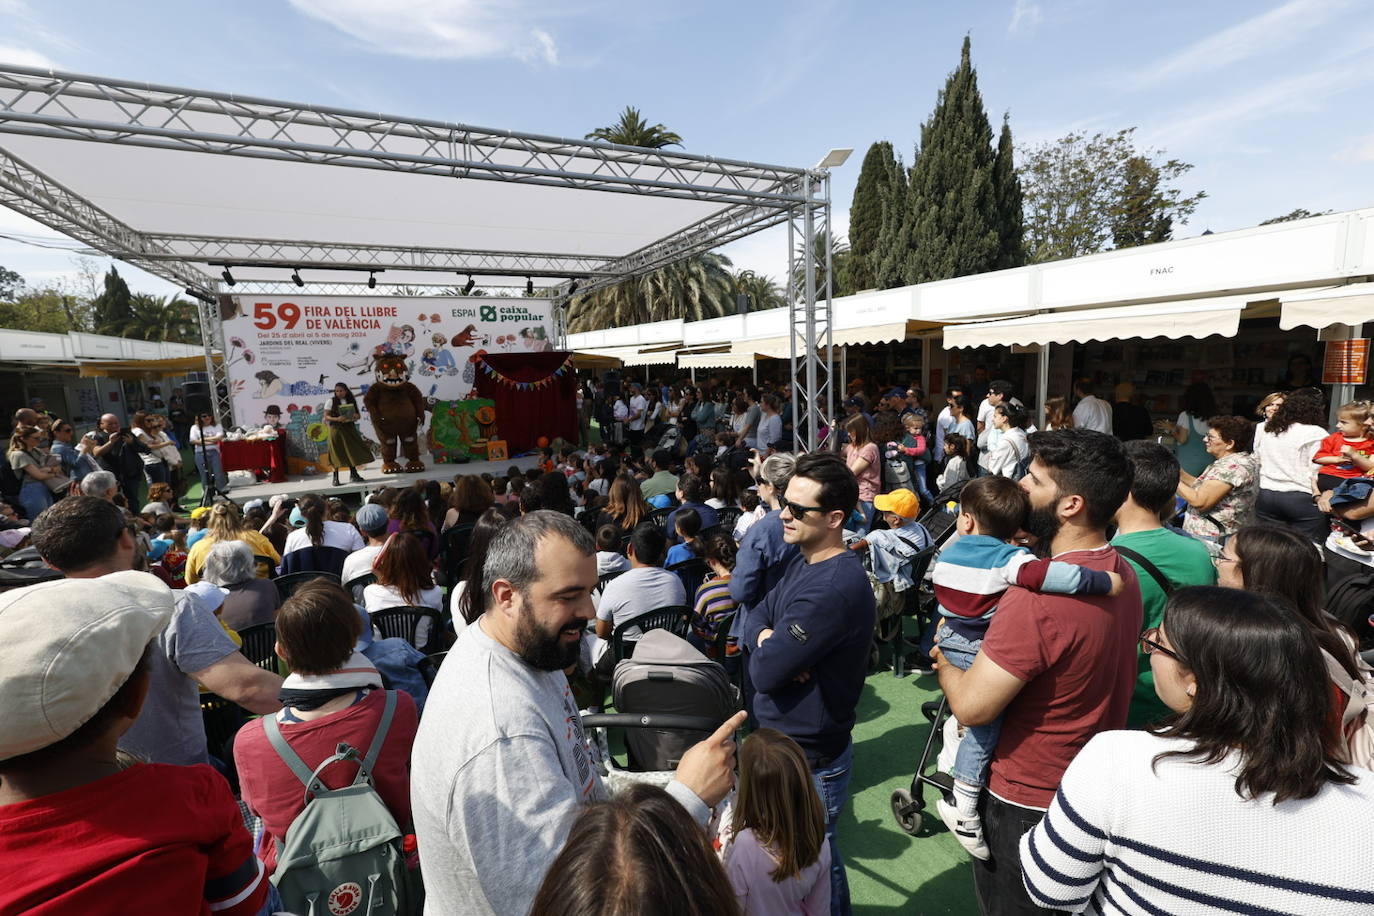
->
<box><xmin>449</xmin><ymin>307</ymin><xmax>477</xmax><ymax>319</ymax></box>
<box><xmin>479</xmin><ymin>305</ymin><xmax>498</xmax><ymax>322</ymax></box>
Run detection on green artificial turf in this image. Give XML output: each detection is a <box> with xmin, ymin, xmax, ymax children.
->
<box><xmin>842</xmin><ymin>668</ymin><xmax>981</xmax><ymax>915</ymax></box>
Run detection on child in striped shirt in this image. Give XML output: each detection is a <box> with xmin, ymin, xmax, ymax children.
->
<box><xmin>932</xmin><ymin>476</ymin><xmax>1124</xmax><ymax>860</ymax></box>
<box><xmin>688</xmin><ymin>532</ymin><xmax>739</xmax><ymax>662</ymax></box>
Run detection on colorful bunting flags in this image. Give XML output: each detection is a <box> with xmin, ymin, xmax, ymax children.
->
<box><xmin>476</xmin><ymin>354</ymin><xmax>574</xmax><ymax>391</ymax></box>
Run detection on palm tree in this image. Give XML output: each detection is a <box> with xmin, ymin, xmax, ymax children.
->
<box><xmin>566</xmin><ymin>253</ymin><xmax>734</xmax><ymax>332</ymax></box>
<box><xmin>586</xmin><ymin>106</ymin><xmax>683</xmax><ymax>149</ymax></box>
<box><xmin>792</xmin><ymin>232</ymin><xmax>853</xmax><ymax>299</ymax></box>
<box><xmin>731</xmin><ymin>270</ymin><xmax>786</xmax><ymax>312</ymax></box>
<box><xmin>110</xmin><ymin>293</ymin><xmax>201</xmax><ymax>344</ymax></box>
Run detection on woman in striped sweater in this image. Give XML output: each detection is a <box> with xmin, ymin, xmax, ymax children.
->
<box><xmin>1021</xmin><ymin>586</ymin><xmax>1374</xmax><ymax>914</ymax></box>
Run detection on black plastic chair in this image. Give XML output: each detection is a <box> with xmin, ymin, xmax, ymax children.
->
<box><xmin>666</xmin><ymin>557</ymin><xmax>710</xmax><ymax>596</ymax></box>
<box><xmin>697</xmin><ymin>524</ymin><xmax>726</xmax><ymax>542</ymax></box>
<box><xmin>440</xmin><ymin>523</ymin><xmax>476</xmax><ymax>589</ymax></box>
<box><xmin>611</xmin><ymin>604</ymin><xmax>691</xmax><ymax>665</ymax></box>
<box><xmin>275</xmin><ymin>570</ymin><xmax>340</xmax><ymax>602</ymax></box>
<box><xmin>715</xmin><ymin>507</ymin><xmax>743</xmax><ymax>533</ymax></box>
<box><xmin>418</xmin><ymin>651</ymin><xmax>448</xmax><ymax>687</ymax></box>
<box><xmin>891</xmin><ymin>545</ymin><xmax>939</xmax><ymax>679</ymax></box>
<box><xmin>253</xmin><ymin>554</ymin><xmax>276</xmax><ymax>579</ymax></box>
<box><xmin>371</xmin><ymin>606</ymin><xmax>444</xmax><ymax>656</ymax></box>
<box><xmin>236</xmin><ymin>622</ymin><xmax>280</xmax><ymax>674</ymax></box>
<box><xmin>344</xmin><ymin>572</ymin><xmax>377</xmax><ymax>605</ymax></box>
<box><xmin>647</xmin><ymin>507</ymin><xmax>674</xmax><ymax>530</ymax></box>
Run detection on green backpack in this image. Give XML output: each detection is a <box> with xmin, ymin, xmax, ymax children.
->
<box><xmin>263</xmin><ymin>690</ymin><xmax>420</xmax><ymax>916</ymax></box>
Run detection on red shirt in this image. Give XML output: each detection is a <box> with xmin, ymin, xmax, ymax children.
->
<box><xmin>0</xmin><ymin>763</ymin><xmax>268</xmax><ymax>916</ymax></box>
<box><xmin>979</xmin><ymin>545</ymin><xmax>1143</xmax><ymax>809</ymax></box>
<box><xmin>1313</xmin><ymin>433</ymin><xmax>1374</xmax><ymax>479</ymax></box>
<box><xmin>234</xmin><ymin>688</ymin><xmax>419</xmax><ymax>872</ymax></box>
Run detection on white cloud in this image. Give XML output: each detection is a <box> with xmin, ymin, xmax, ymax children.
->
<box><xmin>0</xmin><ymin>44</ymin><xmax>58</xmax><ymax>69</ymax></box>
<box><xmin>1129</xmin><ymin>0</ymin><xmax>1351</xmax><ymax>88</ymax></box>
<box><xmin>1146</xmin><ymin>45</ymin><xmax>1374</xmax><ymax>148</ymax></box>
<box><xmin>287</xmin><ymin>0</ymin><xmax>562</xmax><ymax>65</ymax></box>
<box><xmin>1336</xmin><ymin>134</ymin><xmax>1374</xmax><ymax>162</ymax></box>
<box><xmin>1008</xmin><ymin>0</ymin><xmax>1043</xmax><ymax>34</ymax></box>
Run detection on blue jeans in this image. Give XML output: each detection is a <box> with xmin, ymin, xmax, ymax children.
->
<box><xmin>17</xmin><ymin>479</ymin><xmax>52</xmax><ymax>522</ymax></box>
<box><xmin>194</xmin><ymin>448</ymin><xmax>227</xmax><ymax>492</ymax></box>
<box><xmin>937</xmin><ymin>624</ymin><xmax>1002</xmax><ymax>787</ymax></box>
<box><xmin>811</xmin><ymin>739</ymin><xmax>854</xmax><ymax>916</ymax></box>
<box><xmin>143</xmin><ymin>460</ymin><xmax>169</xmax><ymax>486</ymax></box>
<box><xmin>854</xmin><ymin>500</ymin><xmax>875</xmax><ymax>536</ymax></box>
<box><xmin>906</xmin><ymin>458</ymin><xmax>934</xmax><ymax>508</ymax></box>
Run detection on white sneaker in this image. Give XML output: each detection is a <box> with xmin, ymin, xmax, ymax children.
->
<box><xmin>936</xmin><ymin>798</ymin><xmax>990</xmax><ymax>860</ymax></box>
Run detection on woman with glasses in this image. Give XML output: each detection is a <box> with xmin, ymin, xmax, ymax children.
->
<box><xmin>129</xmin><ymin>411</ymin><xmax>169</xmax><ymax>489</ymax></box>
<box><xmin>1022</xmin><ymin>586</ymin><xmax>1374</xmax><ymax>913</ymax></box>
<box><xmin>1176</xmin><ymin>415</ymin><xmax>1257</xmax><ymax>547</ymax></box>
<box><xmin>47</xmin><ymin>420</ymin><xmax>99</xmax><ymax>484</ymax></box>
<box><xmin>6</xmin><ymin>425</ymin><xmax>63</xmax><ymax>521</ymax></box>
<box><xmin>188</xmin><ymin>411</ymin><xmax>229</xmax><ymax>496</ymax></box>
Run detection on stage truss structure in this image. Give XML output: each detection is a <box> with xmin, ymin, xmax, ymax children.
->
<box><xmin>0</xmin><ymin>64</ymin><xmax>834</xmax><ymax>445</ymax></box>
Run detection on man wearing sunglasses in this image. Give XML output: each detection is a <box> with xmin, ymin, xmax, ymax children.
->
<box><xmin>742</xmin><ymin>451</ymin><xmax>876</xmax><ymax>915</ymax></box>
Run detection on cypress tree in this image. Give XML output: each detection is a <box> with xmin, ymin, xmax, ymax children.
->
<box><xmin>992</xmin><ymin>114</ymin><xmax>1026</xmax><ymax>269</ymax></box>
<box><xmin>91</xmin><ymin>266</ymin><xmax>133</xmax><ymax>336</ymax></box>
<box><xmin>901</xmin><ymin>36</ymin><xmax>999</xmax><ymax>284</ymax></box>
<box><xmin>874</xmin><ymin>153</ymin><xmax>911</xmax><ymax>289</ymax></box>
<box><xmin>847</xmin><ymin>141</ymin><xmax>898</xmax><ymax>293</ymax></box>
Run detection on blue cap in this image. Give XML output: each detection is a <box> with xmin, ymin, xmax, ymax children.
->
<box><xmin>355</xmin><ymin>502</ymin><xmax>389</xmax><ymax>534</ymax></box>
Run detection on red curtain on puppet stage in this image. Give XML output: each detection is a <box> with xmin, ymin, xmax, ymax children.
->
<box><xmin>474</xmin><ymin>351</ymin><xmax>578</xmax><ymax>453</ymax></box>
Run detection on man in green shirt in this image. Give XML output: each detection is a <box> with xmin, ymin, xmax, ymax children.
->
<box><xmin>638</xmin><ymin>449</ymin><xmax>680</xmax><ymax>503</ymax></box>
<box><xmin>1111</xmin><ymin>441</ymin><xmax>1216</xmax><ymax>728</ymax></box>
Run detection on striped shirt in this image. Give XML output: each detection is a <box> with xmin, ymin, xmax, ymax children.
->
<box><xmin>691</xmin><ymin>575</ymin><xmax>738</xmax><ymax>657</ymax></box>
<box><xmin>1021</xmin><ymin>730</ymin><xmax>1374</xmax><ymax>914</ymax></box>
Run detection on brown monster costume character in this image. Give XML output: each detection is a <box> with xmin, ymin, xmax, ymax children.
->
<box><xmin>363</xmin><ymin>353</ymin><xmax>427</xmax><ymax>473</ymax></box>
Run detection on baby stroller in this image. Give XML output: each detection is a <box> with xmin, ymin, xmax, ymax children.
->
<box><xmin>890</xmin><ymin>696</ymin><xmax>956</xmax><ymax>835</ymax></box>
<box><xmin>581</xmin><ymin>628</ymin><xmax>740</xmax><ymax>795</ymax></box>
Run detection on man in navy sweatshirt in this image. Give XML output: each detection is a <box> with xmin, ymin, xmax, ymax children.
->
<box><xmin>743</xmin><ymin>451</ymin><xmax>876</xmax><ymax>916</ymax></box>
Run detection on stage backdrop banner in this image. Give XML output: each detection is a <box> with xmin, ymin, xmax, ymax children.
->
<box><xmin>219</xmin><ymin>295</ymin><xmax>554</xmax><ymax>461</ymax></box>
<box><xmin>474</xmin><ymin>351</ymin><xmax>578</xmax><ymax>453</ymax></box>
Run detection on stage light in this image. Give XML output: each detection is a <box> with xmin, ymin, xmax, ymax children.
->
<box><xmin>567</xmin><ymin>279</ymin><xmax>579</xmax><ymax>296</ymax></box>
<box><xmin>463</xmin><ymin>275</ymin><xmax>475</xmax><ymax>295</ymax></box>
<box><xmin>221</xmin><ymin>267</ymin><xmax>235</xmax><ymax>287</ymax></box>
<box><xmin>184</xmin><ymin>287</ymin><xmax>216</xmax><ymax>305</ymax></box>
<box><xmin>292</xmin><ymin>268</ymin><xmax>304</xmax><ymax>287</ymax></box>
<box><xmin>526</xmin><ymin>277</ymin><xmax>534</xmax><ymax>296</ymax></box>
<box><xmin>367</xmin><ymin>271</ymin><xmax>377</xmax><ymax>289</ymax></box>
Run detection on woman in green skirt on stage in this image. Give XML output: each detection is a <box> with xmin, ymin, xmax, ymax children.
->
<box><xmin>324</xmin><ymin>382</ymin><xmax>371</xmax><ymax>485</ymax></box>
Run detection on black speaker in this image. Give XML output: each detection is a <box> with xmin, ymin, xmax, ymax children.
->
<box><xmin>184</xmin><ymin>381</ymin><xmax>211</xmax><ymax>416</ymax></box>
<box><xmin>602</xmin><ymin>370</ymin><xmax>621</xmax><ymax>398</ymax></box>
<box><xmin>736</xmin><ymin>293</ymin><xmax>751</xmax><ymax>316</ymax></box>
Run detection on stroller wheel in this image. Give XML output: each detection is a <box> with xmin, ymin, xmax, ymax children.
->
<box><xmin>891</xmin><ymin>788</ymin><xmax>923</xmax><ymax>835</ymax></box>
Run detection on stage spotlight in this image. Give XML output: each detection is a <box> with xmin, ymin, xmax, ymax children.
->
<box><xmin>221</xmin><ymin>267</ymin><xmax>235</xmax><ymax>287</ymax></box>
<box><xmin>567</xmin><ymin>279</ymin><xmax>579</xmax><ymax>296</ymax></box>
<box><xmin>463</xmin><ymin>274</ymin><xmax>475</xmax><ymax>295</ymax></box>
<box><xmin>292</xmin><ymin>268</ymin><xmax>304</xmax><ymax>287</ymax></box>
<box><xmin>367</xmin><ymin>271</ymin><xmax>377</xmax><ymax>289</ymax></box>
<box><xmin>526</xmin><ymin>277</ymin><xmax>534</xmax><ymax>296</ymax></box>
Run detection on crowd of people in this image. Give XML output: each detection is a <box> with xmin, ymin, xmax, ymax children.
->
<box><xmin>2</xmin><ymin>370</ymin><xmax>1373</xmax><ymax>916</ymax></box>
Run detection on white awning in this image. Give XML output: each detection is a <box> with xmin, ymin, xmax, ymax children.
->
<box><xmin>1280</xmin><ymin>284</ymin><xmax>1374</xmax><ymax>330</ymax></box>
<box><xmin>679</xmin><ymin>350</ymin><xmax>757</xmax><ymax>369</ymax></box>
<box><xmin>576</xmin><ymin>346</ymin><xmax>677</xmax><ymax>366</ymax></box>
<box><xmin>942</xmin><ymin>295</ymin><xmax>1253</xmax><ymax>349</ymax></box>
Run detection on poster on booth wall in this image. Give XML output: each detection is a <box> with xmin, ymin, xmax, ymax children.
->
<box><xmin>219</xmin><ymin>295</ymin><xmax>554</xmax><ymax>462</ymax></box>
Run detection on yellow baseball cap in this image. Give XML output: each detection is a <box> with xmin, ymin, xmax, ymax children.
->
<box><xmin>873</xmin><ymin>488</ymin><xmax>920</xmax><ymax>519</ymax></box>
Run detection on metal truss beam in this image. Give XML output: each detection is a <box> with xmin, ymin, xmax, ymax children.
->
<box><xmin>0</xmin><ymin>65</ymin><xmax>812</xmax><ymax>208</ymax></box>
<box><xmin>220</xmin><ymin>280</ymin><xmax>532</xmax><ymax>296</ymax></box>
<box><xmin>135</xmin><ymin>233</ymin><xmax>620</xmax><ymax>278</ymax></box>
<box><xmin>787</xmin><ymin>173</ymin><xmax>833</xmax><ymax>453</ymax></box>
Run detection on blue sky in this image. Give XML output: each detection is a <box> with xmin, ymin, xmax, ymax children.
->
<box><xmin>1</xmin><ymin>0</ymin><xmax>1371</xmax><ymax>298</ymax></box>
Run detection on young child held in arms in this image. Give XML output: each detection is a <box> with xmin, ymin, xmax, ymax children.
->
<box><xmin>725</xmin><ymin>728</ymin><xmax>831</xmax><ymax>916</ymax></box>
<box><xmin>1313</xmin><ymin>399</ymin><xmax>1374</xmax><ymax>493</ymax></box>
<box><xmin>931</xmin><ymin>475</ymin><xmax>1124</xmax><ymax>860</ymax></box>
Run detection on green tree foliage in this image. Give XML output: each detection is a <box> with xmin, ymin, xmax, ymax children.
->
<box><xmin>992</xmin><ymin>115</ymin><xmax>1026</xmax><ymax>269</ymax></box>
<box><xmin>104</xmin><ymin>293</ymin><xmax>201</xmax><ymax>344</ymax></box>
<box><xmin>792</xmin><ymin>232</ymin><xmax>852</xmax><ymax>300</ymax></box>
<box><xmin>1019</xmin><ymin>128</ymin><xmax>1205</xmax><ymax>262</ymax></box>
<box><xmin>732</xmin><ymin>270</ymin><xmax>785</xmax><ymax>312</ymax></box>
<box><xmin>1260</xmin><ymin>208</ymin><xmax>1332</xmax><ymax>225</ymax></box>
<box><xmin>566</xmin><ymin>253</ymin><xmax>734</xmax><ymax>332</ymax></box>
<box><xmin>847</xmin><ymin>142</ymin><xmax>900</xmax><ymax>292</ymax></box>
<box><xmin>875</xmin><ymin>156</ymin><xmax>911</xmax><ymax>289</ymax></box>
<box><xmin>91</xmin><ymin>266</ymin><xmax>133</xmax><ymax>335</ymax></box>
<box><xmin>585</xmin><ymin>106</ymin><xmax>683</xmax><ymax>149</ymax></box>
<box><xmin>0</xmin><ymin>264</ymin><xmax>22</xmax><ymax>300</ymax></box>
<box><xmin>0</xmin><ymin>289</ymin><xmax>88</xmax><ymax>334</ymax></box>
<box><xmin>897</xmin><ymin>36</ymin><xmax>1001</xmax><ymax>284</ymax></box>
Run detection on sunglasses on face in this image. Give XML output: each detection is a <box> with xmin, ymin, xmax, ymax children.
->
<box><xmin>1139</xmin><ymin>627</ymin><xmax>1180</xmax><ymax>662</ymax></box>
<box><xmin>780</xmin><ymin>498</ymin><xmax>827</xmax><ymax>520</ymax></box>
